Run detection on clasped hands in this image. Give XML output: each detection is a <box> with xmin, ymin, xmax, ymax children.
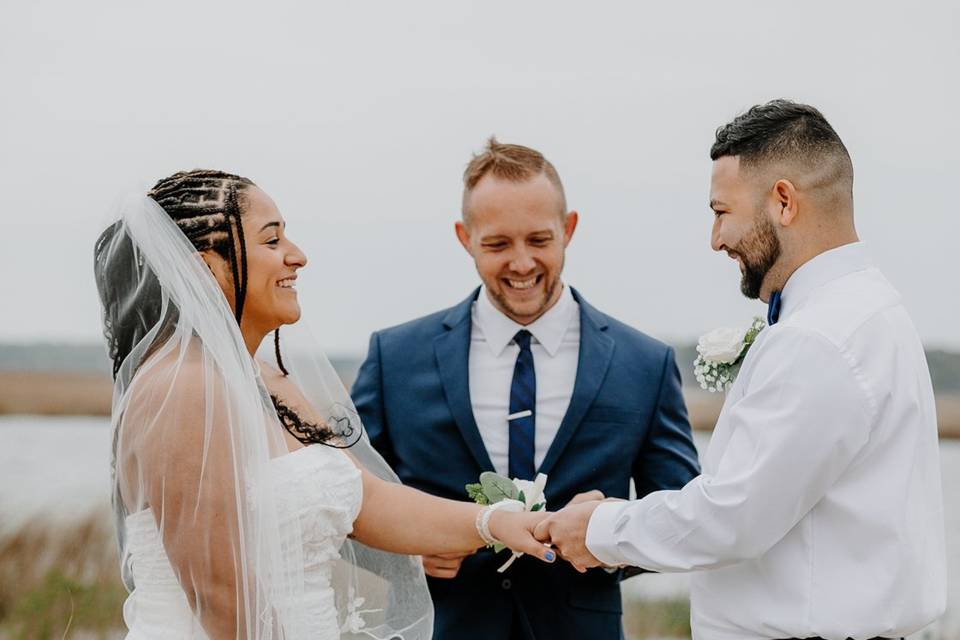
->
<box><xmin>423</xmin><ymin>491</ymin><xmax>619</xmax><ymax>578</ymax></box>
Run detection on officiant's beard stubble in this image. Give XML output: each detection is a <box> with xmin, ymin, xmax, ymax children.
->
<box><xmin>736</xmin><ymin>210</ymin><xmax>782</xmax><ymax>300</ymax></box>
<box><xmin>487</xmin><ymin>255</ymin><xmax>564</xmax><ymax>323</ymax></box>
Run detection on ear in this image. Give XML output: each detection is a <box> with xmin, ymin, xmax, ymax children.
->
<box><xmin>773</xmin><ymin>179</ymin><xmax>799</xmax><ymax>227</ymax></box>
<box><xmin>454</xmin><ymin>220</ymin><xmax>474</xmax><ymax>256</ymax></box>
<box><xmin>562</xmin><ymin>211</ymin><xmax>579</xmax><ymax>246</ymax></box>
<box><xmin>199</xmin><ymin>250</ymin><xmax>231</xmax><ymax>291</ymax></box>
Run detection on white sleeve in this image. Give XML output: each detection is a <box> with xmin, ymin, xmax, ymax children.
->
<box><xmin>585</xmin><ymin>328</ymin><xmax>873</xmax><ymax>572</ymax></box>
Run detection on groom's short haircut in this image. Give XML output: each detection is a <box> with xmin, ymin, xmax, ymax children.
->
<box><xmin>710</xmin><ymin>99</ymin><xmax>854</xmax><ymax>205</ymax></box>
<box><xmin>461</xmin><ymin>137</ymin><xmax>567</xmax><ymax>224</ymax></box>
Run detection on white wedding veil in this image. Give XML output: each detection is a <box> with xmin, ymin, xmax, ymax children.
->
<box><xmin>94</xmin><ymin>188</ymin><xmax>432</xmax><ymax>639</ymax></box>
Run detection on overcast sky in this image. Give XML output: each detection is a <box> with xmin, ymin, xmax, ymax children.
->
<box><xmin>1</xmin><ymin>1</ymin><xmax>957</xmax><ymax>356</ymax></box>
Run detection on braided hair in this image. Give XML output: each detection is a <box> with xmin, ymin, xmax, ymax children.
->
<box><xmin>149</xmin><ymin>171</ymin><xmax>297</xmax><ymax>376</ymax></box>
<box><xmin>96</xmin><ymin>170</ymin><xmax>348</xmax><ymax>446</ymax></box>
<box><xmin>147</xmin><ymin>170</ymin><xmax>253</xmax><ymax>324</ymax></box>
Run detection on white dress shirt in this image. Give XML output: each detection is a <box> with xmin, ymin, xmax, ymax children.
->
<box><xmin>586</xmin><ymin>243</ymin><xmax>946</xmax><ymax>640</ymax></box>
<box><xmin>469</xmin><ymin>284</ymin><xmax>580</xmax><ymax>475</ymax></box>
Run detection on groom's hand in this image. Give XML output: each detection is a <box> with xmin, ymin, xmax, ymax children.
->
<box><xmin>533</xmin><ymin>500</ymin><xmax>604</xmax><ymax>573</ymax></box>
<box><xmin>568</xmin><ymin>489</ymin><xmax>605</xmax><ymax>505</ymax></box>
<box><xmin>422</xmin><ymin>551</ymin><xmax>474</xmax><ymax>579</ymax></box>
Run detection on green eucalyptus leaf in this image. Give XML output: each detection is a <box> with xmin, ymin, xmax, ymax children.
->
<box><xmin>465</xmin><ymin>483</ymin><xmax>489</xmax><ymax>504</ymax></box>
<box><xmin>480</xmin><ymin>472</ymin><xmax>519</xmax><ymax>503</ymax></box>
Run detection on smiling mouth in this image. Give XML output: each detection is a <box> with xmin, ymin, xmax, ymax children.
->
<box><xmin>726</xmin><ymin>251</ymin><xmax>744</xmax><ymax>270</ymax></box>
<box><xmin>277</xmin><ymin>277</ymin><xmax>297</xmax><ymax>291</ymax></box>
<box><xmin>503</xmin><ymin>275</ymin><xmax>542</xmax><ymax>291</ymax></box>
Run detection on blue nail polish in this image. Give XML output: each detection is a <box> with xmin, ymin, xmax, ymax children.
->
<box><xmin>545</xmin><ymin>551</ymin><xmax>556</xmax><ymax>562</ymax></box>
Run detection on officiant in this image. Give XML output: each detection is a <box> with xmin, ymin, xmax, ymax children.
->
<box><xmin>351</xmin><ymin>137</ymin><xmax>701</xmax><ymax>640</ymax></box>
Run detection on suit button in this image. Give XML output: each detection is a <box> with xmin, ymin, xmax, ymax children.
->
<box><xmin>501</xmin><ymin>579</ymin><xmax>512</xmax><ymax>590</ymax></box>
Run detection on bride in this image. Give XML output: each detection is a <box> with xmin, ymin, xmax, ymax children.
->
<box><xmin>93</xmin><ymin>170</ymin><xmax>554</xmax><ymax>639</ymax></box>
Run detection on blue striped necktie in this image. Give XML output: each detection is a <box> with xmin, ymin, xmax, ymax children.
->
<box><xmin>508</xmin><ymin>329</ymin><xmax>536</xmax><ymax>481</ymax></box>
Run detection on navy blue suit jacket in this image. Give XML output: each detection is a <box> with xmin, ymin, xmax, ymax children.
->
<box><xmin>351</xmin><ymin>288</ymin><xmax>700</xmax><ymax>640</ymax></box>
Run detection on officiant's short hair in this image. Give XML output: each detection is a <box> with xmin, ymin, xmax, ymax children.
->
<box><xmin>710</xmin><ymin>99</ymin><xmax>853</xmax><ymax>195</ymax></box>
<box><xmin>462</xmin><ymin>137</ymin><xmax>567</xmax><ymax>222</ymax></box>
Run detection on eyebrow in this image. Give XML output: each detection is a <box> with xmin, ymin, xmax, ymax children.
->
<box><xmin>259</xmin><ymin>221</ymin><xmax>282</xmax><ymax>233</ymax></box>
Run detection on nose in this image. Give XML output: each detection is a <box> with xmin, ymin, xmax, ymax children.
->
<box><xmin>711</xmin><ymin>218</ymin><xmax>724</xmax><ymax>253</ymax></box>
<box><xmin>286</xmin><ymin>241</ymin><xmax>308</xmax><ymax>268</ymax></box>
<box><xmin>508</xmin><ymin>247</ymin><xmax>536</xmax><ymax>275</ymax></box>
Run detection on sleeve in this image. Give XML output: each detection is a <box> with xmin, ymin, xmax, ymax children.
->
<box><xmin>632</xmin><ymin>345</ymin><xmax>702</xmax><ymax>497</ymax></box>
<box><xmin>351</xmin><ymin>331</ymin><xmax>397</xmax><ymax>468</ymax></box>
<box><xmin>587</xmin><ymin>328</ymin><xmax>873</xmax><ymax>571</ymax></box>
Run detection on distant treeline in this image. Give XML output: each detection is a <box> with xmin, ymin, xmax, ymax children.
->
<box><xmin>0</xmin><ymin>343</ymin><xmax>361</xmax><ymax>387</ymax></box>
<box><xmin>2</xmin><ymin>342</ymin><xmax>959</xmax><ymax>394</ymax></box>
<box><xmin>0</xmin><ymin>343</ymin><xmax>112</xmax><ymax>374</ymax></box>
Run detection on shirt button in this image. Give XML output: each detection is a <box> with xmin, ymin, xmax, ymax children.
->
<box><xmin>501</xmin><ymin>579</ymin><xmax>512</xmax><ymax>590</ymax></box>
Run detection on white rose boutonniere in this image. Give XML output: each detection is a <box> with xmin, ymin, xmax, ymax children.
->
<box><xmin>694</xmin><ymin>316</ymin><xmax>766</xmax><ymax>392</ymax></box>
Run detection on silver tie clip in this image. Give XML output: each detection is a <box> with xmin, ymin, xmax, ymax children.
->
<box><xmin>507</xmin><ymin>410</ymin><xmax>533</xmax><ymax>421</ymax></box>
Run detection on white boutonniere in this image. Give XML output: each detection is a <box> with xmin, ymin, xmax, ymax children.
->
<box><xmin>694</xmin><ymin>316</ymin><xmax>766</xmax><ymax>392</ymax></box>
<box><xmin>466</xmin><ymin>472</ymin><xmax>547</xmax><ymax>572</ymax></box>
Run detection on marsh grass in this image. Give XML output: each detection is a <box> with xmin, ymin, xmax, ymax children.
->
<box><xmin>0</xmin><ymin>510</ymin><xmax>696</xmax><ymax>639</ymax></box>
<box><xmin>0</xmin><ymin>510</ymin><xmax>125</xmax><ymax>639</ymax></box>
<box><xmin>623</xmin><ymin>596</ymin><xmax>691</xmax><ymax>639</ymax></box>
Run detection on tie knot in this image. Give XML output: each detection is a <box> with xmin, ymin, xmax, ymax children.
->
<box><xmin>514</xmin><ymin>329</ymin><xmax>532</xmax><ymax>351</ymax></box>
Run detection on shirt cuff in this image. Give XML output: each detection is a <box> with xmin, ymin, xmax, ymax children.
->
<box><xmin>586</xmin><ymin>501</ymin><xmax>633</xmax><ymax>567</ymax></box>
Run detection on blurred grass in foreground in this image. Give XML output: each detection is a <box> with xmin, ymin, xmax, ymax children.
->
<box><xmin>624</xmin><ymin>596</ymin><xmax>691</xmax><ymax>639</ymax></box>
<box><xmin>0</xmin><ymin>511</ymin><xmax>125</xmax><ymax>639</ymax></box>
<box><xmin>0</xmin><ymin>511</ymin><xmax>692</xmax><ymax>639</ymax></box>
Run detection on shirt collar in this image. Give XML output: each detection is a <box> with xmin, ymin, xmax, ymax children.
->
<box><xmin>475</xmin><ymin>284</ymin><xmax>577</xmax><ymax>358</ymax></box>
<box><xmin>779</xmin><ymin>241</ymin><xmax>873</xmax><ymax>321</ymax></box>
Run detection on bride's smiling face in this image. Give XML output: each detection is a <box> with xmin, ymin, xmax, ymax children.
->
<box><xmin>205</xmin><ymin>187</ymin><xmax>308</xmax><ymax>336</ymax></box>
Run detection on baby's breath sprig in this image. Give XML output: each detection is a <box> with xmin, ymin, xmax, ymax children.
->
<box><xmin>694</xmin><ymin>316</ymin><xmax>766</xmax><ymax>393</ymax></box>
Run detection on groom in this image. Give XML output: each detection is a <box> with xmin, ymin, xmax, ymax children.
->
<box><xmin>537</xmin><ymin>100</ymin><xmax>947</xmax><ymax>639</ymax></box>
<box><xmin>351</xmin><ymin>138</ymin><xmax>700</xmax><ymax>640</ymax></box>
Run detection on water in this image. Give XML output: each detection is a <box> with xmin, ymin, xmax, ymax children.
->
<box><xmin>1</xmin><ymin>418</ymin><xmax>957</xmax><ymax>637</ymax></box>
<box><xmin>0</xmin><ymin>415</ymin><xmax>113</xmax><ymax>529</ymax></box>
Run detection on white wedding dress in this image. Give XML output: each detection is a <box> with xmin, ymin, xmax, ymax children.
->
<box><xmin>121</xmin><ymin>445</ymin><xmax>362</xmax><ymax>639</ymax></box>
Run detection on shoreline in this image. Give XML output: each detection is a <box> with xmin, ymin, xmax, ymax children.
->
<box><xmin>2</xmin><ymin>371</ymin><xmax>959</xmax><ymax>439</ymax></box>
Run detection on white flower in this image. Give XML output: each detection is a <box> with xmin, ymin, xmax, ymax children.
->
<box><xmin>697</xmin><ymin>327</ymin><xmax>746</xmax><ymax>365</ymax></box>
<box><xmin>693</xmin><ymin>316</ymin><xmax>767</xmax><ymax>393</ymax></box>
<box><xmin>512</xmin><ymin>473</ymin><xmax>548</xmax><ymax>511</ymax></box>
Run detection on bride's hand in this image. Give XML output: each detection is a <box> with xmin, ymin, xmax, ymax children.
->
<box><xmin>487</xmin><ymin>510</ymin><xmax>557</xmax><ymax>563</ymax></box>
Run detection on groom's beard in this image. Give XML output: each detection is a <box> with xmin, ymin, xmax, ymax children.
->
<box><xmin>737</xmin><ymin>212</ymin><xmax>781</xmax><ymax>300</ymax></box>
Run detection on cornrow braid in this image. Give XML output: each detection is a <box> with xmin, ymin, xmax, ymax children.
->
<box><xmin>222</xmin><ymin>184</ymin><xmax>247</xmax><ymax>325</ymax></box>
<box><xmin>148</xmin><ymin>170</ymin><xmax>254</xmax><ymax>325</ymax></box>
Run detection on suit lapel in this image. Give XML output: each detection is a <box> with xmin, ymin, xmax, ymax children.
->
<box><xmin>538</xmin><ymin>290</ymin><xmax>615</xmax><ymax>477</ymax></box>
<box><xmin>434</xmin><ymin>289</ymin><xmax>495</xmax><ymax>473</ymax></box>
